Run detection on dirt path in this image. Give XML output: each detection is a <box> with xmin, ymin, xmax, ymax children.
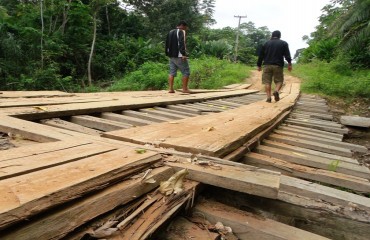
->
<box><xmin>246</xmin><ymin>70</ymin><xmax>301</xmax><ymax>93</ymax></box>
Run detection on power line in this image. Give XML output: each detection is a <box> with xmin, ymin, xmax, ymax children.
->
<box><xmin>234</xmin><ymin>15</ymin><xmax>247</xmax><ymax>62</ymax></box>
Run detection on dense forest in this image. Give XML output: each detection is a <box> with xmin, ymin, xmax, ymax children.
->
<box><xmin>0</xmin><ymin>0</ymin><xmax>368</xmax><ymax>92</ymax></box>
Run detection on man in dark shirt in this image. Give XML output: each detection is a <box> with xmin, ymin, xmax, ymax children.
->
<box><xmin>165</xmin><ymin>20</ymin><xmax>191</xmax><ymax>93</ymax></box>
<box><xmin>257</xmin><ymin>30</ymin><xmax>292</xmax><ymax>102</ymax></box>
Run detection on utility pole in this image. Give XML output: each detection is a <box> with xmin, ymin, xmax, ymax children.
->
<box><xmin>234</xmin><ymin>15</ymin><xmax>247</xmax><ymax>62</ymax></box>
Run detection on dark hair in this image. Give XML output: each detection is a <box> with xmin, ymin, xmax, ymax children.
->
<box><xmin>177</xmin><ymin>20</ymin><xmax>188</xmax><ymax>27</ymax></box>
<box><xmin>271</xmin><ymin>30</ymin><xmax>281</xmax><ymax>38</ymax></box>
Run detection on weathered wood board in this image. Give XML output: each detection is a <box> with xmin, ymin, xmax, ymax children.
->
<box><xmin>0</xmin><ymin>147</ymin><xmax>161</xmax><ymax>229</ymax></box>
<box><xmin>194</xmin><ymin>199</ymin><xmax>330</xmax><ymax>240</ymax></box>
<box><xmin>340</xmin><ymin>115</ymin><xmax>370</xmax><ymax>128</ymax></box>
<box><xmin>1</xmin><ymin>167</ymin><xmax>174</xmax><ymax>240</ymax></box>
<box><xmin>166</xmin><ymin>160</ymin><xmax>280</xmax><ymax>199</ymax></box>
<box><xmin>103</xmin><ymin>84</ymin><xmax>300</xmax><ymax>157</ymax></box>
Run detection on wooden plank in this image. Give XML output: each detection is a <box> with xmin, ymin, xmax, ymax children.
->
<box><xmin>154</xmin><ymin>106</ymin><xmax>198</xmax><ymax>117</ymax></box>
<box><xmin>139</xmin><ymin>108</ymin><xmax>185</xmax><ymax>120</ymax></box>
<box><xmin>244</xmin><ymin>152</ymin><xmax>370</xmax><ymax>192</ymax></box>
<box><xmin>287</xmin><ymin>117</ymin><xmax>342</xmax><ymax>128</ymax></box>
<box><xmin>223</xmin><ymin>111</ymin><xmax>291</xmax><ymax>162</ymax></box>
<box><xmin>0</xmin><ymin>140</ymin><xmax>91</xmax><ymax>162</ymax></box>
<box><xmin>70</xmin><ymin>115</ymin><xmax>132</xmax><ymax>131</ymax></box>
<box><xmin>285</xmin><ymin>119</ymin><xmax>348</xmax><ymax>134</ymax></box>
<box><xmin>40</xmin><ymin>118</ymin><xmax>103</xmax><ymax>136</ymax></box>
<box><xmin>1</xmin><ymin>167</ymin><xmax>174</xmax><ymax>240</ymax></box>
<box><xmin>0</xmin><ymin>148</ymin><xmax>162</xmax><ymax>230</ymax></box>
<box><xmin>277</xmin><ymin>125</ymin><xmax>341</xmax><ymax>141</ymax></box>
<box><xmin>0</xmin><ymin>116</ymin><xmax>73</xmax><ymax>142</ymax></box>
<box><xmin>122</xmin><ymin>110</ymin><xmax>172</xmax><ymax>122</ymax></box>
<box><xmin>274</xmin><ymin>129</ymin><xmax>368</xmax><ymax>152</ymax></box>
<box><xmin>166</xmin><ymin>160</ymin><xmax>280</xmax><ymax>199</ymax></box>
<box><xmin>268</xmin><ymin>134</ymin><xmax>353</xmax><ymax>157</ymax></box>
<box><xmin>166</xmin><ymin>104</ymin><xmax>202</xmax><ymax>114</ymax></box>
<box><xmin>101</xmin><ymin>112</ymin><xmax>154</xmax><ymax>126</ymax></box>
<box><xmin>290</xmin><ymin>112</ymin><xmax>333</xmax><ymax>121</ymax></box>
<box><xmin>281</xmin><ymin>176</ymin><xmax>370</xmax><ymax>212</ymax></box>
<box><xmin>0</xmin><ymin>143</ymin><xmax>116</xmax><ymax>180</ymax></box>
<box><xmin>281</xmin><ymin>123</ymin><xmax>343</xmax><ymax>139</ymax></box>
<box><xmin>194</xmin><ymin>199</ymin><xmax>329</xmax><ymax>240</ymax></box>
<box><xmin>207</xmin><ymin>187</ymin><xmax>370</xmax><ymax>240</ymax></box>
<box><xmin>340</xmin><ymin>116</ymin><xmax>370</xmax><ymax>128</ymax></box>
<box><xmin>0</xmin><ymin>91</ymin><xmax>73</xmax><ymax>98</ymax></box>
<box><xmin>103</xmin><ymin>89</ymin><xmax>300</xmax><ymax>157</ymax></box>
<box><xmin>262</xmin><ymin>140</ymin><xmax>358</xmax><ymax>164</ymax></box>
<box><xmin>255</xmin><ymin>145</ymin><xmax>370</xmax><ymax>179</ymax></box>
<box><xmin>4</xmin><ymin>90</ymin><xmax>257</xmax><ymax>120</ymax></box>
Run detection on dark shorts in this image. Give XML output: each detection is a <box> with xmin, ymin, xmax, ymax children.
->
<box><xmin>169</xmin><ymin>58</ymin><xmax>190</xmax><ymax>77</ymax></box>
<box><xmin>262</xmin><ymin>65</ymin><xmax>284</xmax><ymax>85</ymax></box>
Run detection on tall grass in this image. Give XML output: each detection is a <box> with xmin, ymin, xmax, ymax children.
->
<box><xmin>108</xmin><ymin>57</ymin><xmax>251</xmax><ymax>91</ymax></box>
<box><xmin>292</xmin><ymin>60</ymin><xmax>370</xmax><ymax>98</ymax></box>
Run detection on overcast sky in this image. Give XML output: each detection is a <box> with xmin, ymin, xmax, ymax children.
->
<box><xmin>212</xmin><ymin>0</ymin><xmax>332</xmax><ymax>57</ymax></box>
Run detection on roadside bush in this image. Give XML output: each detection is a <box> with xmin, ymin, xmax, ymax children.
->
<box><xmin>292</xmin><ymin>60</ymin><xmax>370</xmax><ymax>98</ymax></box>
<box><xmin>107</xmin><ymin>57</ymin><xmax>251</xmax><ymax>91</ymax></box>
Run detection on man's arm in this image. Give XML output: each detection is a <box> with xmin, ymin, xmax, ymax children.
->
<box><xmin>284</xmin><ymin>43</ymin><xmax>292</xmax><ymax>72</ymax></box>
<box><xmin>178</xmin><ymin>30</ymin><xmax>187</xmax><ymax>57</ymax></box>
<box><xmin>257</xmin><ymin>45</ymin><xmax>265</xmax><ymax>71</ymax></box>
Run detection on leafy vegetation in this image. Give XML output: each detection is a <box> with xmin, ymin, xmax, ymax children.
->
<box><xmin>292</xmin><ymin>60</ymin><xmax>370</xmax><ymax>98</ymax></box>
<box><xmin>108</xmin><ymin>57</ymin><xmax>251</xmax><ymax>91</ymax></box>
<box><xmin>299</xmin><ymin>0</ymin><xmax>369</xmax><ymax>69</ymax></box>
<box><xmin>0</xmin><ymin>0</ymin><xmax>269</xmax><ymax>92</ymax></box>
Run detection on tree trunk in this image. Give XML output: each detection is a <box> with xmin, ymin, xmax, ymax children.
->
<box><xmin>88</xmin><ymin>12</ymin><xmax>97</xmax><ymax>87</ymax></box>
<box><xmin>40</xmin><ymin>0</ymin><xmax>44</xmax><ymax>69</ymax></box>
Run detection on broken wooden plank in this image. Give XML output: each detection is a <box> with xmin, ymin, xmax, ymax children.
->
<box><xmin>0</xmin><ymin>147</ymin><xmax>162</xmax><ymax>230</ymax></box>
<box><xmin>165</xmin><ymin>160</ymin><xmax>280</xmax><ymax>199</ymax></box>
<box><xmin>194</xmin><ymin>199</ymin><xmax>329</xmax><ymax>240</ymax></box>
<box><xmin>113</xmin><ymin>180</ymin><xmax>199</xmax><ymax>240</ymax></box>
<box><xmin>0</xmin><ymin>167</ymin><xmax>174</xmax><ymax>240</ymax></box>
<box><xmin>0</xmin><ymin>143</ymin><xmax>116</xmax><ymax>180</ymax></box>
<box><xmin>340</xmin><ymin>116</ymin><xmax>370</xmax><ymax>128</ymax></box>
<box><xmin>244</xmin><ymin>152</ymin><xmax>370</xmax><ymax>192</ymax></box>
<box><xmin>155</xmin><ymin>216</ymin><xmax>220</xmax><ymax>240</ymax></box>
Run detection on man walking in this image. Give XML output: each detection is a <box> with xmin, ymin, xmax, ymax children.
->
<box><xmin>257</xmin><ymin>30</ymin><xmax>292</xmax><ymax>102</ymax></box>
<box><xmin>165</xmin><ymin>20</ymin><xmax>191</xmax><ymax>93</ymax></box>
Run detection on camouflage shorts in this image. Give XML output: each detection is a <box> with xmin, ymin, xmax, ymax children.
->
<box><xmin>262</xmin><ymin>65</ymin><xmax>284</xmax><ymax>85</ymax></box>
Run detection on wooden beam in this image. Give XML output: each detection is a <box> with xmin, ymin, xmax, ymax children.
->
<box><xmin>255</xmin><ymin>145</ymin><xmax>370</xmax><ymax>179</ymax></box>
<box><xmin>194</xmin><ymin>199</ymin><xmax>330</xmax><ymax>240</ymax></box>
<box><xmin>40</xmin><ymin>118</ymin><xmax>103</xmax><ymax>136</ymax></box>
<box><xmin>244</xmin><ymin>152</ymin><xmax>370</xmax><ymax>193</ymax></box>
<box><xmin>1</xmin><ymin>167</ymin><xmax>174</xmax><ymax>240</ymax></box>
<box><xmin>0</xmin><ymin>148</ymin><xmax>162</xmax><ymax>230</ymax></box>
<box><xmin>165</xmin><ymin>160</ymin><xmax>280</xmax><ymax>199</ymax></box>
<box><xmin>70</xmin><ymin>115</ymin><xmax>132</xmax><ymax>131</ymax></box>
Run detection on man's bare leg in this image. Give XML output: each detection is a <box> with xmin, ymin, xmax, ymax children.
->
<box><xmin>265</xmin><ymin>84</ymin><xmax>272</xmax><ymax>102</ymax></box>
<box><xmin>168</xmin><ymin>75</ymin><xmax>175</xmax><ymax>93</ymax></box>
<box><xmin>273</xmin><ymin>82</ymin><xmax>282</xmax><ymax>101</ymax></box>
<box><xmin>182</xmin><ymin>76</ymin><xmax>191</xmax><ymax>93</ymax></box>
